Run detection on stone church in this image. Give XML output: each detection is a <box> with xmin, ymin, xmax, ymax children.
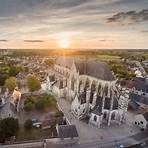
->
<box><xmin>47</xmin><ymin>57</ymin><xmax>129</xmax><ymax>128</ymax></box>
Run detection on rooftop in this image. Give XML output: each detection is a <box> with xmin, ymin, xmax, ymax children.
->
<box><xmin>56</xmin><ymin>57</ymin><xmax>114</xmax><ymax>81</ymax></box>
<box><xmin>57</xmin><ymin>124</ymin><xmax>78</xmax><ymax>139</ymax></box>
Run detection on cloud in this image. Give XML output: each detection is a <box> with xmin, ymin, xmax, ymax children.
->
<box><xmin>107</xmin><ymin>9</ymin><xmax>148</xmax><ymax>25</ymax></box>
<box><xmin>0</xmin><ymin>40</ymin><xmax>8</xmax><ymax>42</ymax></box>
<box><xmin>24</xmin><ymin>40</ymin><xmax>44</xmax><ymax>42</ymax></box>
<box><xmin>141</xmin><ymin>30</ymin><xmax>148</xmax><ymax>33</ymax></box>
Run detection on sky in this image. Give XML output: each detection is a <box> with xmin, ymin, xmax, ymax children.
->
<box><xmin>0</xmin><ymin>0</ymin><xmax>148</xmax><ymax>49</ymax></box>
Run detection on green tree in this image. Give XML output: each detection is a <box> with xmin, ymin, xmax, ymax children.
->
<box><xmin>0</xmin><ymin>117</ymin><xmax>19</xmax><ymax>142</ymax></box>
<box><xmin>27</xmin><ymin>75</ymin><xmax>41</xmax><ymax>92</ymax></box>
<box><xmin>35</xmin><ymin>99</ymin><xmax>45</xmax><ymax>110</ymax></box>
<box><xmin>4</xmin><ymin>77</ymin><xmax>17</xmax><ymax>91</ymax></box>
<box><xmin>24</xmin><ymin>102</ymin><xmax>34</xmax><ymax>112</ymax></box>
<box><xmin>24</xmin><ymin>97</ymin><xmax>35</xmax><ymax>105</ymax></box>
<box><xmin>44</xmin><ymin>59</ymin><xmax>55</xmax><ymax>67</ymax></box>
<box><xmin>0</xmin><ymin>73</ymin><xmax>9</xmax><ymax>86</ymax></box>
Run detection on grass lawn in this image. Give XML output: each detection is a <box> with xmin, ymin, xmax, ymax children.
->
<box><xmin>97</xmin><ymin>55</ymin><xmax>121</xmax><ymax>62</ymax></box>
<box><xmin>16</xmin><ymin>125</ymin><xmax>57</xmax><ymax>141</ymax></box>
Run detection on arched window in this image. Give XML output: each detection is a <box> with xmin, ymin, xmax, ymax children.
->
<box><xmin>103</xmin><ymin>112</ymin><xmax>107</xmax><ymax>119</ymax></box>
<box><xmin>98</xmin><ymin>83</ymin><xmax>102</xmax><ymax>92</ymax></box>
<box><xmin>104</xmin><ymin>84</ymin><xmax>108</xmax><ymax>97</ymax></box>
<box><xmin>111</xmin><ymin>112</ymin><xmax>115</xmax><ymax>120</ymax></box>
<box><xmin>84</xmin><ymin>78</ymin><xmax>90</xmax><ymax>92</ymax></box>
<box><xmin>90</xmin><ymin>81</ymin><xmax>96</xmax><ymax>104</ymax></box>
<box><xmin>94</xmin><ymin>115</ymin><xmax>97</xmax><ymax>122</ymax></box>
<box><xmin>83</xmin><ymin>109</ymin><xmax>85</xmax><ymax>113</ymax></box>
<box><xmin>79</xmin><ymin>80</ymin><xmax>83</xmax><ymax>93</ymax></box>
<box><xmin>71</xmin><ymin>76</ymin><xmax>75</xmax><ymax>91</ymax></box>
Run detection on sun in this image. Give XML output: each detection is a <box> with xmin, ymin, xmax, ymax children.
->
<box><xmin>58</xmin><ymin>38</ymin><xmax>70</xmax><ymax>48</ymax></box>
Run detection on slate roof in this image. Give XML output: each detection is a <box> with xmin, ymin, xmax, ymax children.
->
<box><xmin>128</xmin><ymin>100</ymin><xmax>139</xmax><ymax>110</ymax></box>
<box><xmin>48</xmin><ymin>74</ymin><xmax>55</xmax><ymax>82</ymax></box>
<box><xmin>129</xmin><ymin>93</ymin><xmax>148</xmax><ymax>105</ymax></box>
<box><xmin>54</xmin><ymin>80</ymin><xmax>63</xmax><ymax>89</ymax></box>
<box><xmin>92</xmin><ymin>106</ymin><xmax>102</xmax><ymax>116</ymax></box>
<box><xmin>78</xmin><ymin>92</ymin><xmax>87</xmax><ymax>104</ymax></box>
<box><xmin>132</xmin><ymin>77</ymin><xmax>148</xmax><ymax>93</ymax></box>
<box><xmin>57</xmin><ymin>125</ymin><xmax>78</xmax><ymax>139</ymax></box>
<box><xmin>103</xmin><ymin>97</ymin><xmax>118</xmax><ymax>110</ymax></box>
<box><xmin>143</xmin><ymin>112</ymin><xmax>148</xmax><ymax>121</ymax></box>
<box><xmin>91</xmin><ymin>94</ymin><xmax>118</xmax><ymax>115</ymax></box>
<box><xmin>56</xmin><ymin>57</ymin><xmax>114</xmax><ymax>81</ymax></box>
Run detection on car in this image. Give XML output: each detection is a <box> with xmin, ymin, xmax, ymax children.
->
<box><xmin>31</xmin><ymin>117</ymin><xmax>39</xmax><ymax>124</ymax></box>
<box><xmin>116</xmin><ymin>144</ymin><xmax>125</xmax><ymax>148</ymax></box>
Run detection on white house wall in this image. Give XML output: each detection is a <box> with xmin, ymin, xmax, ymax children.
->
<box><xmin>134</xmin><ymin>114</ymin><xmax>147</xmax><ymax>129</ymax></box>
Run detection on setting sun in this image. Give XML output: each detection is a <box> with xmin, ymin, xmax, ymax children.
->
<box><xmin>58</xmin><ymin>38</ymin><xmax>70</xmax><ymax>48</ymax></box>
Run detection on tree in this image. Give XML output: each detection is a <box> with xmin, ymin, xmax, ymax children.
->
<box><xmin>0</xmin><ymin>73</ymin><xmax>9</xmax><ymax>86</ymax></box>
<box><xmin>0</xmin><ymin>117</ymin><xmax>19</xmax><ymax>142</ymax></box>
<box><xmin>24</xmin><ymin>102</ymin><xmax>34</xmax><ymax>112</ymax></box>
<box><xmin>4</xmin><ymin>77</ymin><xmax>17</xmax><ymax>91</ymax></box>
<box><xmin>44</xmin><ymin>59</ymin><xmax>55</xmax><ymax>67</ymax></box>
<box><xmin>24</xmin><ymin>119</ymin><xmax>33</xmax><ymax>130</ymax></box>
<box><xmin>35</xmin><ymin>99</ymin><xmax>45</xmax><ymax>110</ymax></box>
<box><xmin>27</xmin><ymin>75</ymin><xmax>41</xmax><ymax>92</ymax></box>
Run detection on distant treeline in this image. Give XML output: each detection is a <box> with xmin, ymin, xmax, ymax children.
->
<box><xmin>3</xmin><ymin>49</ymin><xmax>148</xmax><ymax>61</ymax></box>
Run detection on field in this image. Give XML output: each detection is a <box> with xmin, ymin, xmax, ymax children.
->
<box><xmin>97</xmin><ymin>54</ymin><xmax>121</xmax><ymax>62</ymax></box>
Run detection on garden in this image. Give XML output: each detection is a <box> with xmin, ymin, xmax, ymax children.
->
<box><xmin>2</xmin><ymin>93</ymin><xmax>65</xmax><ymax>142</ymax></box>
<box><xmin>23</xmin><ymin>93</ymin><xmax>58</xmax><ymax>112</ymax></box>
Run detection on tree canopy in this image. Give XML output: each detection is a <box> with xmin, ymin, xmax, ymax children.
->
<box><xmin>0</xmin><ymin>117</ymin><xmax>19</xmax><ymax>142</ymax></box>
<box><xmin>4</xmin><ymin>77</ymin><xmax>17</xmax><ymax>91</ymax></box>
<box><xmin>0</xmin><ymin>65</ymin><xmax>26</xmax><ymax>86</ymax></box>
<box><xmin>108</xmin><ymin>61</ymin><xmax>136</xmax><ymax>79</ymax></box>
<box><xmin>44</xmin><ymin>59</ymin><xmax>55</xmax><ymax>67</ymax></box>
<box><xmin>27</xmin><ymin>75</ymin><xmax>41</xmax><ymax>92</ymax></box>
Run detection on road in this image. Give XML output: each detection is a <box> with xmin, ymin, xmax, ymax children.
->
<box><xmin>0</xmin><ymin>129</ymin><xmax>148</xmax><ymax>148</ymax></box>
<box><xmin>0</xmin><ymin>135</ymin><xmax>147</xmax><ymax>148</ymax></box>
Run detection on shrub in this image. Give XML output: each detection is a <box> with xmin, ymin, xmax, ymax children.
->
<box><xmin>27</xmin><ymin>75</ymin><xmax>41</xmax><ymax>92</ymax></box>
<box><xmin>23</xmin><ymin>94</ymin><xmax>56</xmax><ymax>112</ymax></box>
<box><xmin>0</xmin><ymin>117</ymin><xmax>19</xmax><ymax>142</ymax></box>
<box><xmin>24</xmin><ymin>102</ymin><xmax>34</xmax><ymax>112</ymax></box>
<box><xmin>24</xmin><ymin>119</ymin><xmax>33</xmax><ymax>130</ymax></box>
<box><xmin>35</xmin><ymin>99</ymin><xmax>45</xmax><ymax>110</ymax></box>
<box><xmin>24</xmin><ymin>97</ymin><xmax>34</xmax><ymax>105</ymax></box>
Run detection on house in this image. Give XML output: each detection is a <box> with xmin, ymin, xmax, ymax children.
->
<box><xmin>47</xmin><ymin>57</ymin><xmax>129</xmax><ymax>128</ymax></box>
<box><xmin>11</xmin><ymin>87</ymin><xmax>22</xmax><ymax>112</ymax></box>
<box><xmin>129</xmin><ymin>93</ymin><xmax>148</xmax><ymax>110</ymax></box>
<box><xmin>56</xmin><ymin>124</ymin><xmax>78</xmax><ymax>140</ymax></box>
<box><xmin>0</xmin><ymin>97</ymin><xmax>5</xmax><ymax>109</ymax></box>
<box><xmin>134</xmin><ymin>112</ymin><xmax>148</xmax><ymax>130</ymax></box>
<box><xmin>135</xmin><ymin>69</ymin><xmax>143</xmax><ymax>78</ymax></box>
<box><xmin>132</xmin><ymin>77</ymin><xmax>148</xmax><ymax>96</ymax></box>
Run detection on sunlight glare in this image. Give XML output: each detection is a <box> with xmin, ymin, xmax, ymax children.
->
<box><xmin>59</xmin><ymin>38</ymin><xmax>70</xmax><ymax>48</ymax></box>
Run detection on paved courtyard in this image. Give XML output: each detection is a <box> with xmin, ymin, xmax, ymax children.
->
<box><xmin>56</xmin><ymin>97</ymin><xmax>140</xmax><ymax>143</ymax></box>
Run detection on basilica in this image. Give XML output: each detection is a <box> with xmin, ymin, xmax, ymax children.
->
<box><xmin>47</xmin><ymin>57</ymin><xmax>129</xmax><ymax>128</ymax></box>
